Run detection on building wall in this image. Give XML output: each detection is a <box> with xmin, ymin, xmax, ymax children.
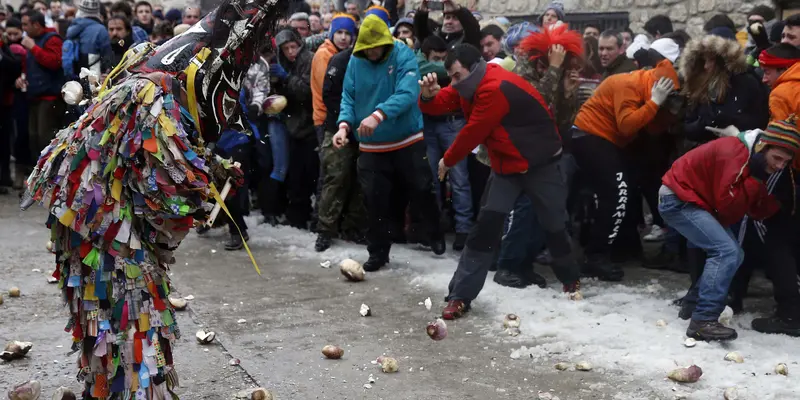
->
<box><xmin>408</xmin><ymin>0</ymin><xmax>776</xmax><ymax>36</ymax></box>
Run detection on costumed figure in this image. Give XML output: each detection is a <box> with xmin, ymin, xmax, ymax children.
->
<box><xmin>19</xmin><ymin>0</ymin><xmax>287</xmax><ymax>398</ymax></box>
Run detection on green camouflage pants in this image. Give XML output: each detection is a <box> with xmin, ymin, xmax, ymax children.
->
<box><xmin>316</xmin><ymin>131</ymin><xmax>366</xmax><ymax>235</ymax></box>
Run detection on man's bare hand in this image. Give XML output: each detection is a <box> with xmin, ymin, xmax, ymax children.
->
<box><xmin>333</xmin><ymin>128</ymin><xmax>349</xmax><ymax>149</ymax></box>
<box><xmin>419</xmin><ymin>72</ymin><xmax>441</xmax><ymax>99</ymax></box>
<box><xmin>21</xmin><ymin>36</ymin><xmax>35</xmax><ymax>50</ymax></box>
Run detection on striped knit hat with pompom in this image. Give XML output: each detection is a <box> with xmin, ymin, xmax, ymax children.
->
<box><xmin>761</xmin><ymin>115</ymin><xmax>800</xmax><ymax>154</ymax></box>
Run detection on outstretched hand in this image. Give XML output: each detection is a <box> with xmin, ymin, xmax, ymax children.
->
<box><xmin>419</xmin><ymin>72</ymin><xmax>441</xmax><ymax>99</ymax></box>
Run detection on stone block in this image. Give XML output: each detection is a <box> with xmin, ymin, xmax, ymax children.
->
<box><xmin>686</xmin><ymin>16</ymin><xmax>706</xmax><ymax>37</ymax></box>
<box><xmin>610</xmin><ymin>0</ymin><xmax>634</xmax><ymax>8</ymax></box>
<box><xmin>716</xmin><ymin>0</ymin><xmax>737</xmax><ymax>13</ymax></box>
<box><xmin>697</xmin><ymin>0</ymin><xmax>715</xmax><ymax>12</ymax></box>
<box><xmin>669</xmin><ymin>3</ymin><xmax>688</xmax><ymax>22</ymax></box>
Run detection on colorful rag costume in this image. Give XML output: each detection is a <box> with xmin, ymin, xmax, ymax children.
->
<box><xmin>20</xmin><ymin>0</ymin><xmax>287</xmax><ymax>398</ymax></box>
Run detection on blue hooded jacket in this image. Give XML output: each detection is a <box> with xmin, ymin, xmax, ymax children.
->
<box><xmin>66</xmin><ymin>17</ymin><xmax>112</xmax><ymax>71</ymax></box>
<box><xmin>338</xmin><ymin>15</ymin><xmax>423</xmax><ymax>148</ymax></box>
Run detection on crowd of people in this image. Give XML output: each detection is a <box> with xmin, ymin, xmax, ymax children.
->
<box><xmin>3</xmin><ymin>0</ymin><xmax>800</xmax><ymax>343</ymax></box>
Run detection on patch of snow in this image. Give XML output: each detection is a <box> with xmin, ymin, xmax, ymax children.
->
<box><xmin>240</xmin><ymin>218</ymin><xmax>800</xmax><ymax>399</ymax></box>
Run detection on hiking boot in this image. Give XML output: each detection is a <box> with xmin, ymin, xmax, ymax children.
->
<box><xmin>453</xmin><ymin>232</ymin><xmax>468</xmax><ymax>251</ymax></box>
<box><xmin>442</xmin><ymin>300</ymin><xmax>470</xmax><ymax>320</ymax></box>
<box><xmin>686</xmin><ymin>320</ymin><xmax>738</xmax><ymax>341</ymax></box>
<box><xmin>224</xmin><ymin>232</ymin><xmax>248</xmax><ymax>251</ymax></box>
<box><xmin>679</xmin><ymin>300</ymin><xmax>696</xmax><ymax>320</ymax></box>
<box><xmin>195</xmin><ymin>225</ymin><xmax>211</xmax><ymax>236</ymax></box>
<box><xmin>493</xmin><ymin>269</ymin><xmax>531</xmax><ymax>289</ymax></box>
<box><xmin>363</xmin><ymin>253</ymin><xmax>389</xmax><ymax>272</ymax></box>
<box><xmin>582</xmin><ymin>255</ymin><xmax>624</xmax><ymax>282</ymax></box>
<box><xmin>430</xmin><ymin>235</ymin><xmax>446</xmax><ymax>255</ymax></box>
<box><xmin>751</xmin><ymin>315</ymin><xmax>800</xmax><ymax>337</ymax></box>
<box><xmin>315</xmin><ymin>233</ymin><xmax>332</xmax><ymax>252</ymax></box>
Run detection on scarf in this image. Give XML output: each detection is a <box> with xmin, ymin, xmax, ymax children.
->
<box><xmin>452</xmin><ymin>60</ymin><xmax>487</xmax><ymax>100</ymax></box>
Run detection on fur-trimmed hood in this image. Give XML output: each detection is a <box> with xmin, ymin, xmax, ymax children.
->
<box><xmin>679</xmin><ymin>35</ymin><xmax>747</xmax><ymax>104</ymax></box>
<box><xmin>679</xmin><ymin>34</ymin><xmax>747</xmax><ymax>78</ymax></box>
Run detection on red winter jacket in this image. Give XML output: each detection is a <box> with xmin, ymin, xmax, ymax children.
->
<box><xmin>662</xmin><ymin>132</ymin><xmax>780</xmax><ymax>226</ymax></box>
<box><xmin>419</xmin><ymin>62</ymin><xmax>561</xmax><ymax>174</ymax></box>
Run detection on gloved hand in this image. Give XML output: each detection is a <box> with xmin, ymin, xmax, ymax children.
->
<box><xmin>747</xmin><ymin>22</ymin><xmax>770</xmax><ymax>51</ymax></box>
<box><xmin>650</xmin><ymin>77</ymin><xmax>675</xmax><ymax>106</ymax></box>
<box><xmin>748</xmin><ymin>151</ymin><xmax>771</xmax><ymax>182</ymax></box>
<box><xmin>270</xmin><ymin>63</ymin><xmax>288</xmax><ymax>81</ymax></box>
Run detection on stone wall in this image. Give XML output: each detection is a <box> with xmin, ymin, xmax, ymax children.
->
<box><xmin>407</xmin><ymin>0</ymin><xmax>776</xmax><ymax>36</ymax></box>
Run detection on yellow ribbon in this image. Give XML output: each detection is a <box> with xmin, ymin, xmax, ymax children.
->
<box><xmin>184</xmin><ymin>48</ymin><xmax>211</xmax><ymax>138</ymax></box>
<box><xmin>209</xmin><ymin>183</ymin><xmax>262</xmax><ymax>276</ymax></box>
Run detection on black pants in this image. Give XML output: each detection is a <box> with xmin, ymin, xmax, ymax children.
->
<box><xmin>447</xmin><ymin>160</ymin><xmax>580</xmax><ymax>302</ymax></box>
<box><xmin>358</xmin><ymin>141</ymin><xmax>442</xmax><ymax>257</ymax></box>
<box><xmin>219</xmin><ymin>143</ymin><xmax>251</xmax><ymax>235</ymax></box>
<box><xmin>467</xmin><ymin>153</ymin><xmax>491</xmax><ymax>221</ymax></box>
<box><xmin>573</xmin><ymin>134</ymin><xmax>640</xmax><ymax>257</ymax></box>
<box><xmin>286</xmin><ymin>135</ymin><xmax>319</xmax><ymax>229</ymax></box>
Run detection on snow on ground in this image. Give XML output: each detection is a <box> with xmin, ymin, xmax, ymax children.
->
<box><xmin>239</xmin><ymin>218</ymin><xmax>800</xmax><ymax>399</ymax></box>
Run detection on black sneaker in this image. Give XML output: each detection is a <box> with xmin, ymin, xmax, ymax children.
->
<box><xmin>430</xmin><ymin>235</ymin><xmax>446</xmax><ymax>255</ymax></box>
<box><xmin>315</xmin><ymin>233</ymin><xmax>332</xmax><ymax>252</ymax></box>
<box><xmin>751</xmin><ymin>315</ymin><xmax>800</xmax><ymax>337</ymax></box>
<box><xmin>581</xmin><ymin>255</ymin><xmax>624</xmax><ymax>282</ymax></box>
<box><xmin>453</xmin><ymin>233</ymin><xmax>468</xmax><ymax>251</ymax></box>
<box><xmin>363</xmin><ymin>254</ymin><xmax>389</xmax><ymax>272</ymax></box>
<box><xmin>493</xmin><ymin>269</ymin><xmax>530</xmax><ymax>289</ymax></box>
<box><xmin>686</xmin><ymin>320</ymin><xmax>738</xmax><ymax>341</ymax></box>
<box><xmin>196</xmin><ymin>225</ymin><xmax>211</xmax><ymax>236</ymax></box>
<box><xmin>225</xmin><ymin>234</ymin><xmax>244</xmax><ymax>251</ymax></box>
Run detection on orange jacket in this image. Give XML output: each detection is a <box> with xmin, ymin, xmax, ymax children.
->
<box><xmin>573</xmin><ymin>60</ymin><xmax>680</xmax><ymax>147</ymax></box>
<box><xmin>768</xmin><ymin>62</ymin><xmax>800</xmax><ymax>170</ymax></box>
<box><xmin>311</xmin><ymin>40</ymin><xmax>340</xmax><ymax>126</ymax></box>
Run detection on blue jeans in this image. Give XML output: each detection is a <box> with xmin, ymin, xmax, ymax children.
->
<box><xmin>497</xmin><ymin>195</ymin><xmax>546</xmax><ymax>272</ymax></box>
<box><xmin>424</xmin><ymin>117</ymin><xmax>473</xmax><ymax>233</ymax></box>
<box><xmin>658</xmin><ymin>193</ymin><xmax>744</xmax><ymax>321</ymax></box>
<box><xmin>267</xmin><ymin>119</ymin><xmax>289</xmax><ymax>182</ymax></box>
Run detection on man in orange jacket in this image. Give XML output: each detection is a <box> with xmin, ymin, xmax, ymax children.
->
<box><xmin>571</xmin><ymin>41</ymin><xmax>680</xmax><ymax>282</ymax></box>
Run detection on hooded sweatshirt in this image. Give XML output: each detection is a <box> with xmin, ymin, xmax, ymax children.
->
<box><xmin>338</xmin><ymin>15</ymin><xmax>424</xmax><ymax>152</ymax></box>
<box><xmin>311</xmin><ymin>39</ymin><xmax>341</xmax><ymax>126</ymax></box>
<box><xmin>769</xmin><ymin>62</ymin><xmax>800</xmax><ymax>123</ymax></box>
<box><xmin>573</xmin><ymin>59</ymin><xmax>680</xmax><ymax>148</ymax></box>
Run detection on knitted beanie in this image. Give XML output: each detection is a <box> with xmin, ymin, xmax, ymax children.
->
<box><xmin>364</xmin><ymin>5</ymin><xmax>390</xmax><ymax>26</ymax></box>
<box><xmin>329</xmin><ymin>13</ymin><xmax>356</xmax><ymax>39</ymax></box>
<box><xmin>542</xmin><ymin>1</ymin><xmax>565</xmax><ymax>21</ymax></box>
<box><xmin>78</xmin><ymin>0</ymin><xmax>100</xmax><ymax>18</ymax></box>
<box><xmin>761</xmin><ymin>116</ymin><xmax>800</xmax><ymax>154</ymax></box>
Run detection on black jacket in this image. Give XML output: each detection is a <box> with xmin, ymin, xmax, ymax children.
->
<box><xmin>413</xmin><ymin>7</ymin><xmax>480</xmax><ymax>49</ymax></box>
<box><xmin>323</xmin><ymin>47</ymin><xmax>353</xmax><ymax>135</ymax></box>
<box><xmin>0</xmin><ymin>43</ymin><xmax>22</xmax><ymax>100</ymax></box>
<box><xmin>684</xmin><ymin>71</ymin><xmax>769</xmax><ymax>143</ymax></box>
<box><xmin>275</xmin><ymin>29</ymin><xmax>315</xmax><ymax>140</ymax></box>
<box><xmin>602</xmin><ymin>55</ymin><xmax>637</xmax><ymax>80</ymax></box>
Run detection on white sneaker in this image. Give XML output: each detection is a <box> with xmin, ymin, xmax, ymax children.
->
<box><xmin>644</xmin><ymin>225</ymin><xmax>667</xmax><ymax>242</ymax></box>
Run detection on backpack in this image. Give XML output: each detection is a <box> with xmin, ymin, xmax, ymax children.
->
<box><xmin>62</xmin><ymin>38</ymin><xmax>80</xmax><ymax>79</ymax></box>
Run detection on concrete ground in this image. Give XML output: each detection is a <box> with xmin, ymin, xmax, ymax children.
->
<box><xmin>0</xmin><ymin>194</ymin><xmax>779</xmax><ymax>399</ymax></box>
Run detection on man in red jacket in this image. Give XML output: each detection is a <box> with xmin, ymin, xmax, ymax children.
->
<box><xmin>419</xmin><ymin>44</ymin><xmax>581</xmax><ymax>320</ymax></box>
<box><xmin>659</xmin><ymin>118</ymin><xmax>799</xmax><ymax>341</ymax></box>
<box><xmin>16</xmin><ymin>10</ymin><xmax>64</xmax><ymax>180</ymax></box>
